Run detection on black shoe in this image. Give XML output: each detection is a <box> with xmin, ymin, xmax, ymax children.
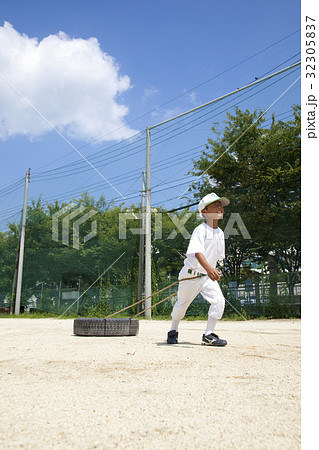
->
<box><xmin>201</xmin><ymin>333</ymin><xmax>227</xmax><ymax>346</ymax></box>
<box><xmin>167</xmin><ymin>330</ymin><xmax>178</xmax><ymax>344</ymax></box>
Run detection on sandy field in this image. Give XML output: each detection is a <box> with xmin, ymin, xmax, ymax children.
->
<box><xmin>0</xmin><ymin>318</ymin><xmax>300</xmax><ymax>449</ymax></box>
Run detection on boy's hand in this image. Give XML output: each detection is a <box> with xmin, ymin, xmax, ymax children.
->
<box><xmin>195</xmin><ymin>253</ymin><xmax>221</xmax><ymax>281</ymax></box>
<box><xmin>207</xmin><ymin>267</ymin><xmax>220</xmax><ymax>281</ymax></box>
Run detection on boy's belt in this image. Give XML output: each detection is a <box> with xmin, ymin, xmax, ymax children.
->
<box><xmin>187</xmin><ymin>269</ymin><xmax>206</xmax><ymax>277</ymax></box>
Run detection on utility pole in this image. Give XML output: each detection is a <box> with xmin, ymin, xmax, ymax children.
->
<box><xmin>144</xmin><ymin>128</ymin><xmax>152</xmax><ymax>318</ymax></box>
<box><xmin>14</xmin><ymin>169</ymin><xmax>30</xmax><ymax>315</ymax></box>
<box><xmin>10</xmin><ymin>206</ymin><xmax>25</xmax><ymax>314</ymax></box>
<box><xmin>137</xmin><ymin>171</ymin><xmax>146</xmax><ymax>313</ymax></box>
<box><xmin>10</xmin><ymin>242</ymin><xmax>20</xmax><ymax>314</ymax></box>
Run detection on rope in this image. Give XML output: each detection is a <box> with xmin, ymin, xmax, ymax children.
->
<box><xmin>133</xmin><ymin>292</ymin><xmax>177</xmax><ymax>317</ymax></box>
<box><xmin>104</xmin><ymin>275</ymin><xmax>203</xmax><ymax>319</ymax></box>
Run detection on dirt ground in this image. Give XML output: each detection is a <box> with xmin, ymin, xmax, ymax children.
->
<box><xmin>0</xmin><ymin>318</ymin><xmax>300</xmax><ymax>449</ymax></box>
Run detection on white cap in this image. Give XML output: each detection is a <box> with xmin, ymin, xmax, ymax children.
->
<box><xmin>198</xmin><ymin>192</ymin><xmax>230</xmax><ymax>218</ymax></box>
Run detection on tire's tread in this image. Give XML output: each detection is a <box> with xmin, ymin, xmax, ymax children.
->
<box><xmin>73</xmin><ymin>318</ymin><xmax>139</xmax><ymax>336</ymax></box>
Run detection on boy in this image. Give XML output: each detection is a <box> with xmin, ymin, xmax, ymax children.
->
<box><xmin>167</xmin><ymin>192</ymin><xmax>229</xmax><ymax>346</ymax></box>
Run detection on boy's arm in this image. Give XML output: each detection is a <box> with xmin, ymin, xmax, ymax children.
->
<box><xmin>195</xmin><ymin>253</ymin><xmax>220</xmax><ymax>281</ymax></box>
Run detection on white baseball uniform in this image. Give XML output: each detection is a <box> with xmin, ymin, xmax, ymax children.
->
<box><xmin>171</xmin><ymin>223</ymin><xmax>226</xmax><ymax>321</ymax></box>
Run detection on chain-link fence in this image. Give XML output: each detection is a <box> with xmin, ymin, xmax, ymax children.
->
<box><xmin>153</xmin><ymin>271</ymin><xmax>301</xmax><ymax>318</ymax></box>
<box><xmin>220</xmin><ymin>272</ymin><xmax>301</xmax><ymax>318</ymax></box>
<box><xmin>0</xmin><ymin>271</ymin><xmax>300</xmax><ymax>319</ymax></box>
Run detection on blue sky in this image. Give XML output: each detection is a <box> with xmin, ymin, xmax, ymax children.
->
<box><xmin>0</xmin><ymin>0</ymin><xmax>302</xmax><ymax>230</ymax></box>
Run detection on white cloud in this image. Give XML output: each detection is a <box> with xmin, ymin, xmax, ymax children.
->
<box><xmin>142</xmin><ymin>85</ymin><xmax>159</xmax><ymax>101</ymax></box>
<box><xmin>0</xmin><ymin>22</ymin><xmax>138</xmax><ymax>142</ymax></box>
<box><xmin>188</xmin><ymin>91</ymin><xmax>198</xmax><ymax>105</ymax></box>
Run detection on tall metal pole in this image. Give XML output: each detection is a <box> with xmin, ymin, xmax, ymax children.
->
<box><xmin>10</xmin><ymin>241</ymin><xmax>20</xmax><ymax>314</ymax></box>
<box><xmin>14</xmin><ymin>169</ymin><xmax>30</xmax><ymax>315</ymax></box>
<box><xmin>144</xmin><ymin>128</ymin><xmax>152</xmax><ymax>318</ymax></box>
<box><xmin>137</xmin><ymin>171</ymin><xmax>146</xmax><ymax>313</ymax></box>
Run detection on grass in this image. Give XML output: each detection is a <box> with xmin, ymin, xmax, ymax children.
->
<box><xmin>0</xmin><ymin>312</ymin><xmax>79</xmax><ymax>319</ymax></box>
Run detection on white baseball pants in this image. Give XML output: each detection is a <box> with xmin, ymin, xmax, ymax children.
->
<box><xmin>171</xmin><ymin>266</ymin><xmax>226</xmax><ymax>321</ymax></box>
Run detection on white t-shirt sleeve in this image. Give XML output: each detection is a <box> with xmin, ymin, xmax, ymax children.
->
<box><xmin>186</xmin><ymin>226</ymin><xmax>205</xmax><ymax>256</ymax></box>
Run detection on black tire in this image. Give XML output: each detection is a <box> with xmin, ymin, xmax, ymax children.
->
<box><xmin>73</xmin><ymin>318</ymin><xmax>139</xmax><ymax>336</ymax></box>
